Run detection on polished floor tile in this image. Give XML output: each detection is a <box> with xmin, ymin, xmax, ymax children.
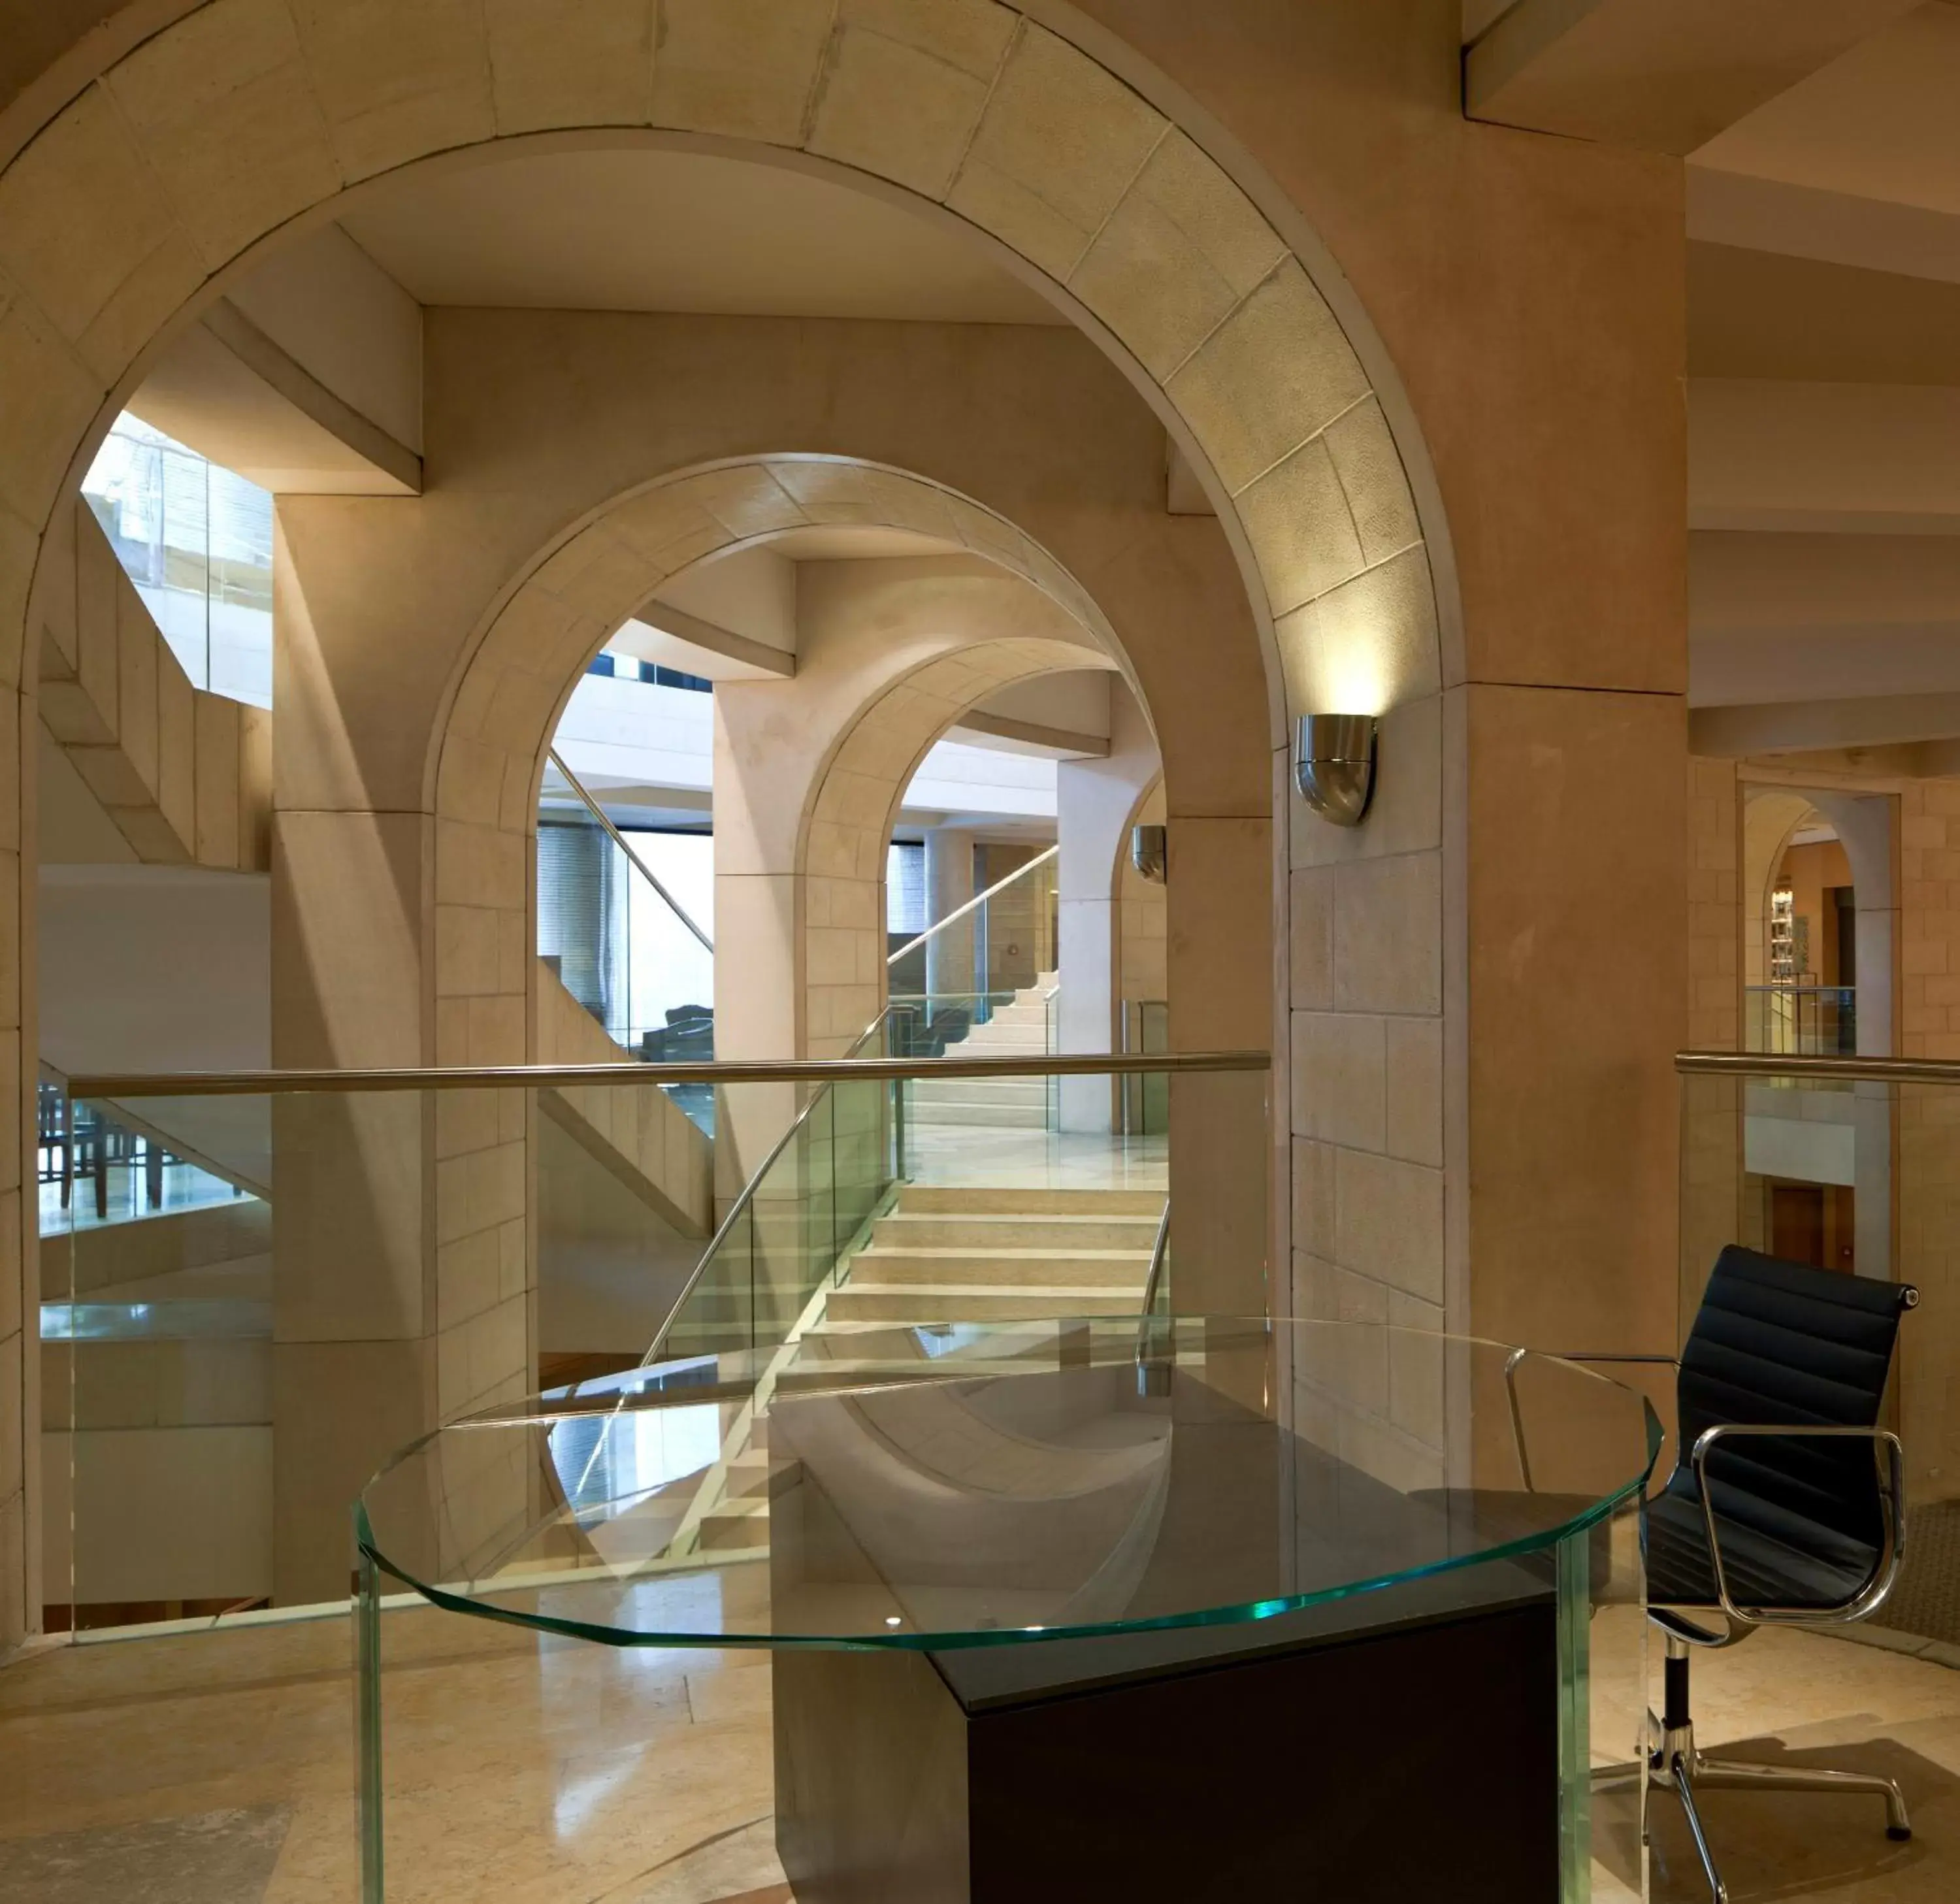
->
<box><xmin>4</xmin><ymin>1601</ymin><xmax>1958</xmax><ymax>1901</ymax></box>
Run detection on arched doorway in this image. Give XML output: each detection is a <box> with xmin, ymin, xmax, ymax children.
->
<box><xmin>5</xmin><ymin>3</ymin><xmax>1452</xmax><ymax>1618</ymax></box>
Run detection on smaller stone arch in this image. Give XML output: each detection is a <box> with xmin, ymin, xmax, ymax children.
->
<box><xmin>427</xmin><ymin>455</ymin><xmax>1124</xmax><ymax>1068</ymax></box>
<box><xmin>798</xmin><ymin>634</ymin><xmax>1104</xmax><ymax>1053</ymax></box>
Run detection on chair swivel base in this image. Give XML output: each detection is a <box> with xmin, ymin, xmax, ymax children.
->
<box><xmin>1595</xmin><ymin>1682</ymin><xmax>1910</xmax><ymax>1904</ymax></box>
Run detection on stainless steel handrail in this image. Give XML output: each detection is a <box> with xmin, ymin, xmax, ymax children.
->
<box><xmin>1133</xmin><ymin>1200</ymin><xmax>1173</xmax><ymax>1366</ymax></box>
<box><xmin>1139</xmin><ymin>1200</ymin><xmax>1171</xmax><ymax>1319</ymax></box>
<box><xmin>886</xmin><ymin>844</ymin><xmax>1058</xmax><ymax>968</ymax></box>
<box><xmin>643</xmin><ymin>1009</ymin><xmax>898</xmax><ymax>1364</ymax></box>
<box><xmin>545</xmin><ymin>746</ymin><xmax>713</xmax><ymax>953</ymax></box>
<box><xmin>68</xmin><ymin>1050</ymin><xmax>1270</xmax><ymax>1099</ymax></box>
<box><xmin>1678</xmin><ymin>1050</ymin><xmax>1960</xmax><ymax>1084</ymax></box>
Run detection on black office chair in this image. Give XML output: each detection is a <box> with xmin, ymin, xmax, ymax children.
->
<box><xmin>1582</xmin><ymin>1246</ymin><xmax>1918</xmax><ymax>1904</ymax></box>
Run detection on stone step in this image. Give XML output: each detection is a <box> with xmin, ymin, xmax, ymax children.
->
<box><xmin>907</xmin><ymin>1100</ymin><xmax>1050</xmax><ymax>1126</ymax></box>
<box><xmin>872</xmin><ymin>1212</ymin><xmax>1162</xmax><ymax>1249</ymax></box>
<box><xmin>724</xmin><ymin>1452</ymin><xmax>800</xmax><ymax>1500</ymax></box>
<box><xmin>894</xmin><ymin>1185</ymin><xmax>1166</xmax><ymax>1216</ymax></box>
<box><xmin>850</xmin><ymin>1247</ymin><xmax>1153</xmax><ymax>1287</ymax></box>
<box><xmin>825</xmin><ymin>1284</ymin><xmax>1148</xmax><ymax>1324</ymax></box>
<box><xmin>697</xmin><ymin>1494</ymin><xmax>771</xmax><ymax>1549</ymax></box>
<box><xmin>909</xmin><ymin>1078</ymin><xmax>1049</xmax><ymax>1106</ymax></box>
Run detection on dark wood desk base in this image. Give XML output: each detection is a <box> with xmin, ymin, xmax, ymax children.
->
<box><xmin>774</xmin><ymin>1570</ymin><xmax>1560</xmax><ymax>1904</ymax></box>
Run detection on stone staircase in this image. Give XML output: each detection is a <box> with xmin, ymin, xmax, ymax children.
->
<box><xmin>686</xmin><ymin>1179</ymin><xmax>1165</xmax><ymax>1550</ymax></box>
<box><xmin>822</xmin><ymin>1183</ymin><xmax>1162</xmax><ymax>1325</ymax></box>
<box><xmin>907</xmin><ymin>971</ymin><xmax>1056</xmax><ymax>1128</ymax></box>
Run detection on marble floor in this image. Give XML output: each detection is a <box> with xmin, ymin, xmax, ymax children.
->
<box><xmin>4</xmin><ymin>1604</ymin><xmax>1957</xmax><ymax>1901</ymax></box>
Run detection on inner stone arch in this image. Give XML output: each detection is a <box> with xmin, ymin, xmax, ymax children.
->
<box><xmin>796</xmin><ymin>634</ymin><xmax>1111</xmax><ymax>1057</ymax></box>
<box><xmin>430</xmin><ymin>455</ymin><xmax>1132</xmax><ymax>1068</ymax></box>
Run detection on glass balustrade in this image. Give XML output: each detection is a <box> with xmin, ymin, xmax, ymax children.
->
<box><xmin>536</xmin><ymin>749</ymin><xmax>715</xmax><ymax>1130</ymax></box>
<box><xmin>46</xmin><ymin>1048</ymin><xmax>1257</xmax><ymax>1637</ymax></box>
<box><xmin>1121</xmin><ymin>996</ymin><xmax>1169</xmax><ymax>1135</ymax></box>
<box><xmin>1678</xmin><ymin>1051</ymin><xmax>1960</xmax><ymax>1652</ymax></box>
<box><xmin>80</xmin><ymin>413</ymin><xmax>274</xmax><ymax>705</ymax></box>
<box><xmin>885</xmin><ymin>844</ymin><xmax>1058</xmax><ymax>1004</ymax></box>
<box><xmin>351</xmin><ymin>1318</ymin><xmax>1654</xmax><ymax>1904</ymax></box>
<box><xmin>1743</xmin><ymin>983</ymin><xmax>1857</xmax><ymax>1056</ymax></box>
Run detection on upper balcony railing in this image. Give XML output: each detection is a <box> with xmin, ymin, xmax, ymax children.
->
<box><xmin>46</xmin><ymin>1047</ymin><xmax>1264</xmax><ymax>1635</ymax></box>
<box><xmin>1744</xmin><ymin>983</ymin><xmax>1856</xmax><ymax>1057</ymax></box>
<box><xmin>1676</xmin><ymin>1047</ymin><xmax>1951</xmax><ymax>1548</ymax></box>
<box><xmin>886</xmin><ymin>843</ymin><xmax>1058</xmax><ymax>1021</ymax></box>
<box><xmin>81</xmin><ymin>414</ymin><xmax>273</xmax><ymax>707</ymax></box>
<box><xmin>538</xmin><ymin>748</ymin><xmax>715</xmax><ymax>1081</ymax></box>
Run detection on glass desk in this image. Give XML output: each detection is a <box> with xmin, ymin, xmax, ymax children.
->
<box><xmin>356</xmin><ymin>1318</ymin><xmax>1661</xmax><ymax>1903</ymax></box>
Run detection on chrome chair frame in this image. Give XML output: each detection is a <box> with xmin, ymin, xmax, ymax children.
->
<box><xmin>1505</xmin><ymin>1347</ymin><xmax>1914</xmax><ymax>1904</ymax></box>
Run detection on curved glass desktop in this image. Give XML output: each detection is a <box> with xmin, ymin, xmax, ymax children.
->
<box><xmin>356</xmin><ymin>1318</ymin><xmax>1661</xmax><ymax>1903</ymax></box>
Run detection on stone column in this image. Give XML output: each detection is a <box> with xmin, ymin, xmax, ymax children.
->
<box><xmin>711</xmin><ymin>681</ymin><xmax>803</xmax><ymax>1202</ymax></box>
<box><xmin>270</xmin><ymin>516</ymin><xmax>531</xmax><ymax>1605</ymax></box>
<box><xmin>1056</xmin><ymin>685</ymin><xmax>1158</xmax><ymax>1130</ymax></box>
<box><xmin>923</xmin><ymin>827</ymin><xmax>976</xmax><ymax>998</ymax></box>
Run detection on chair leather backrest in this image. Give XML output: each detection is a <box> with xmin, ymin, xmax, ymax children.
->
<box><xmin>1678</xmin><ymin>1246</ymin><xmax>1908</xmax><ymax>1551</ymax></box>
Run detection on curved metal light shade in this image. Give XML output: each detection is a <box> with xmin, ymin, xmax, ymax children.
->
<box><xmin>1132</xmin><ymin>824</ymin><xmax>1167</xmax><ymax>884</ymax></box>
<box><xmin>1294</xmin><ymin>714</ymin><xmax>1378</xmax><ymax>827</ymax></box>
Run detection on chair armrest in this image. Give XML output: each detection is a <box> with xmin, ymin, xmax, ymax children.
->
<box><xmin>1690</xmin><ymin>1422</ymin><xmax>1907</xmax><ymax>1629</ymax></box>
<box><xmin>1501</xmin><ymin>1349</ymin><xmax>1679</xmax><ymax>1492</ymax></box>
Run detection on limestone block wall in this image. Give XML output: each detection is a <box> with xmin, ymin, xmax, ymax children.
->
<box><xmin>1895</xmin><ymin>781</ymin><xmax>1960</xmax><ymax>1502</ymax></box>
<box><xmin>39</xmin><ymin>501</ymin><xmax>270</xmax><ymax>869</ymax></box>
<box><xmin>1289</xmin><ymin>695</ymin><xmax>1447</xmax><ymax>1488</ymax></box>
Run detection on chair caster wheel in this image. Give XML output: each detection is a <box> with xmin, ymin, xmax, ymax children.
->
<box><xmin>1887</xmin><ymin>1826</ymin><xmax>1913</xmax><ymax>1842</ymax></box>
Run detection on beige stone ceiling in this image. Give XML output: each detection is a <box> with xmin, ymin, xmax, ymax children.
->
<box><xmin>1676</xmin><ymin>3</ymin><xmax>1960</xmax><ymax>753</ymax></box>
<box><xmin>338</xmin><ymin>147</ymin><xmax>1066</xmax><ymax>325</ymax></box>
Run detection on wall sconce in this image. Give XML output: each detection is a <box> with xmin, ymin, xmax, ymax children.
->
<box><xmin>1132</xmin><ymin>824</ymin><xmax>1167</xmax><ymax>884</ymax></box>
<box><xmin>1294</xmin><ymin>714</ymin><xmax>1377</xmax><ymax>827</ymax></box>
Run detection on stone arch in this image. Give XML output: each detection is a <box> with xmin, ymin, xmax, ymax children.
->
<box><xmin>1740</xmin><ymin>783</ymin><xmax>1894</xmax><ymax>1055</ymax></box>
<box><xmin>5</xmin><ymin>10</ymin><xmax>1441</xmax><ymax>726</ymax></box>
<box><xmin>1742</xmin><ymin>790</ymin><xmax>1825</xmax><ymax>996</ymax></box>
<box><xmin>797</xmin><ymin>634</ymin><xmax>1103</xmax><ymax>1055</ymax></box>
<box><xmin>433</xmin><ymin>456</ymin><xmax>1120</xmax><ymax>1065</ymax></box>
<box><xmin>0</xmin><ymin>1</ymin><xmax>1462</xmax><ymax>1628</ymax></box>
<box><xmin>2</xmin><ymin>0</ymin><xmax>1450</xmax><ymax>1190</ymax></box>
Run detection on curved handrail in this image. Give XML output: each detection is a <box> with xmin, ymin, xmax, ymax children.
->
<box><xmin>1134</xmin><ymin>1199</ymin><xmax>1171</xmax><ymax>1363</ymax></box>
<box><xmin>1141</xmin><ymin>1201</ymin><xmax>1170</xmax><ymax>1309</ymax></box>
<box><xmin>545</xmin><ymin>747</ymin><xmax>713</xmax><ymax>953</ymax></box>
<box><xmin>642</xmin><ymin>1006</ymin><xmax>896</xmax><ymax>1366</ymax></box>
<box><xmin>887</xmin><ymin>843</ymin><xmax>1057</xmax><ymax>968</ymax></box>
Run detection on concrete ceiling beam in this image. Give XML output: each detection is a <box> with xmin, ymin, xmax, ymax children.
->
<box><xmin>127</xmin><ymin>223</ymin><xmax>423</xmax><ymax>495</ymax></box>
<box><xmin>1691</xmin><ymin>691</ymin><xmax>1960</xmax><ymax>757</ymax></box>
<box><xmin>1689</xmin><ymin>378</ymin><xmax>1960</xmax><ymax>532</ymax></box>
<box><xmin>1466</xmin><ymin>0</ymin><xmax>1921</xmax><ymax>152</ymax></box>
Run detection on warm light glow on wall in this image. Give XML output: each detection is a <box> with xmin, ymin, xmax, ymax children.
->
<box><xmin>1316</xmin><ymin>644</ymin><xmax>1390</xmax><ymax>720</ymax></box>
